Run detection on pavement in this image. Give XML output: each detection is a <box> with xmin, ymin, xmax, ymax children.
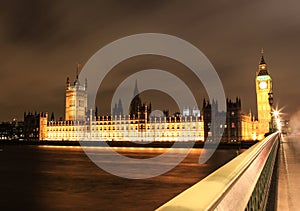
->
<box><xmin>277</xmin><ymin>135</ymin><xmax>300</xmax><ymax>210</ymax></box>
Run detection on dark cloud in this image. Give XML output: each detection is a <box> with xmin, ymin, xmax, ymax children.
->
<box><xmin>0</xmin><ymin>0</ymin><xmax>299</xmax><ymax>121</ymax></box>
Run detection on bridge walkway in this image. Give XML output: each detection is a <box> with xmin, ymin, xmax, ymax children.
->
<box><xmin>277</xmin><ymin>135</ymin><xmax>300</xmax><ymax>210</ymax></box>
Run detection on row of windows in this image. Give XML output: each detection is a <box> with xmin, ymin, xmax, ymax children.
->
<box><xmin>48</xmin><ymin>125</ymin><xmax>203</xmax><ymax>132</ymax></box>
<box><xmin>90</xmin><ymin>120</ymin><xmax>202</xmax><ymax>125</ymax></box>
<box><xmin>48</xmin><ymin>132</ymin><xmax>203</xmax><ymax>139</ymax></box>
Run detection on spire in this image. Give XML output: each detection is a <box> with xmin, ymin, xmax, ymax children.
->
<box><xmin>258</xmin><ymin>48</ymin><xmax>269</xmax><ymax>76</ymax></box>
<box><xmin>118</xmin><ymin>98</ymin><xmax>123</xmax><ymax>116</ymax></box>
<box><xmin>85</xmin><ymin>78</ymin><xmax>87</xmax><ymax>90</ymax></box>
<box><xmin>95</xmin><ymin>106</ymin><xmax>98</xmax><ymax>120</ymax></box>
<box><xmin>74</xmin><ymin>63</ymin><xmax>80</xmax><ymax>85</ymax></box>
<box><xmin>203</xmin><ymin>98</ymin><xmax>206</xmax><ymax>109</ymax></box>
<box><xmin>134</xmin><ymin>79</ymin><xmax>139</xmax><ymax>97</ymax></box>
<box><xmin>50</xmin><ymin>112</ymin><xmax>55</xmax><ymax>121</ymax></box>
<box><xmin>76</xmin><ymin>63</ymin><xmax>80</xmax><ymax>80</ymax></box>
<box><xmin>260</xmin><ymin>48</ymin><xmax>266</xmax><ymax>65</ymax></box>
<box><xmin>129</xmin><ymin>80</ymin><xmax>142</xmax><ymax>118</ymax></box>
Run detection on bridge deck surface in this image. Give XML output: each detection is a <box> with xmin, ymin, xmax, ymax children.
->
<box><xmin>277</xmin><ymin>135</ymin><xmax>300</xmax><ymax>210</ymax></box>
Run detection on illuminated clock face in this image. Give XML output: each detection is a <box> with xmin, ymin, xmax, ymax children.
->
<box><xmin>259</xmin><ymin>81</ymin><xmax>268</xmax><ymax>89</ymax></box>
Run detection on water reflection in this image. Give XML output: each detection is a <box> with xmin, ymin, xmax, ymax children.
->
<box><xmin>0</xmin><ymin>145</ymin><xmax>237</xmax><ymax>210</ymax></box>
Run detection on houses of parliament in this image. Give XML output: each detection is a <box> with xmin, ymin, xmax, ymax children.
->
<box><xmin>17</xmin><ymin>51</ymin><xmax>273</xmax><ymax>142</ymax></box>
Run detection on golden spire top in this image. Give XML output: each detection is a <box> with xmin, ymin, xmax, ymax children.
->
<box><xmin>260</xmin><ymin>48</ymin><xmax>266</xmax><ymax>65</ymax></box>
<box><xmin>76</xmin><ymin>63</ymin><xmax>81</xmax><ymax>80</ymax></box>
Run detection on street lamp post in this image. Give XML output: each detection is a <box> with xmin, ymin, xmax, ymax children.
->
<box><xmin>268</xmin><ymin>92</ymin><xmax>274</xmax><ymax>133</ymax></box>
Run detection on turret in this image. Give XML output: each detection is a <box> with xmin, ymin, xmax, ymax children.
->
<box><xmin>65</xmin><ymin>63</ymin><xmax>88</xmax><ymax>121</ymax></box>
<box><xmin>66</xmin><ymin>77</ymin><xmax>70</xmax><ymax>89</ymax></box>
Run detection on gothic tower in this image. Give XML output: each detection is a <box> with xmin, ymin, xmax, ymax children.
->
<box><xmin>129</xmin><ymin>80</ymin><xmax>142</xmax><ymax>118</ymax></box>
<box><xmin>65</xmin><ymin>64</ymin><xmax>88</xmax><ymax>121</ymax></box>
<box><xmin>129</xmin><ymin>80</ymin><xmax>151</xmax><ymax>121</ymax></box>
<box><xmin>256</xmin><ymin>49</ymin><xmax>272</xmax><ymax>137</ymax></box>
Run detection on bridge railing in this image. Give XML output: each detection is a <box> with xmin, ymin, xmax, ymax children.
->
<box><xmin>156</xmin><ymin>132</ymin><xmax>280</xmax><ymax>211</ymax></box>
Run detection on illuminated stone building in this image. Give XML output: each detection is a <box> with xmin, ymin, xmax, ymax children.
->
<box><xmin>256</xmin><ymin>49</ymin><xmax>272</xmax><ymax>139</ymax></box>
<box><xmin>46</xmin><ymin>115</ymin><xmax>204</xmax><ymax>142</ymax></box>
<box><xmin>202</xmin><ymin>98</ymin><xmax>256</xmax><ymax>142</ymax></box>
<box><xmin>44</xmin><ymin>67</ymin><xmax>204</xmax><ymax>141</ymax></box>
<box><xmin>35</xmin><ymin>50</ymin><xmax>274</xmax><ymax>142</ymax></box>
<box><xmin>24</xmin><ymin>112</ymin><xmax>48</xmax><ymax>140</ymax></box>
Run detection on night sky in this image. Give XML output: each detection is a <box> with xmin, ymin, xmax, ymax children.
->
<box><xmin>0</xmin><ymin>0</ymin><xmax>299</xmax><ymax>122</ymax></box>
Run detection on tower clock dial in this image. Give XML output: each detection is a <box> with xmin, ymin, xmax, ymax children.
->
<box><xmin>259</xmin><ymin>81</ymin><xmax>267</xmax><ymax>89</ymax></box>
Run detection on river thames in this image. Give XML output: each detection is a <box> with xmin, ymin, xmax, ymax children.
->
<box><xmin>0</xmin><ymin>145</ymin><xmax>239</xmax><ymax>210</ymax></box>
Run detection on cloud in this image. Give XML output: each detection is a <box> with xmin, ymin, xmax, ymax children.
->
<box><xmin>0</xmin><ymin>0</ymin><xmax>300</xmax><ymax>121</ymax></box>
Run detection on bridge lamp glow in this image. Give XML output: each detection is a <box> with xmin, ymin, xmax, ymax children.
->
<box><xmin>273</xmin><ymin>110</ymin><xmax>280</xmax><ymax>118</ymax></box>
<box><xmin>273</xmin><ymin>106</ymin><xmax>284</xmax><ymax>116</ymax></box>
<box><xmin>272</xmin><ymin>106</ymin><xmax>284</xmax><ymax>119</ymax></box>
<box><xmin>276</xmin><ymin>119</ymin><xmax>282</xmax><ymax>132</ymax></box>
<box><xmin>272</xmin><ymin>107</ymin><xmax>284</xmax><ymax>132</ymax></box>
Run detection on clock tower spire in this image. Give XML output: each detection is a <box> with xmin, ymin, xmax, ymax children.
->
<box><xmin>255</xmin><ymin>48</ymin><xmax>272</xmax><ymax>139</ymax></box>
<box><xmin>258</xmin><ymin>48</ymin><xmax>269</xmax><ymax>75</ymax></box>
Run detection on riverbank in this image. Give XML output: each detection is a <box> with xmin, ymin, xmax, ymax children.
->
<box><xmin>0</xmin><ymin>140</ymin><xmax>258</xmax><ymax>149</ymax></box>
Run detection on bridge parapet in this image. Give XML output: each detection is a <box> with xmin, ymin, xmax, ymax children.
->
<box><xmin>157</xmin><ymin>132</ymin><xmax>280</xmax><ymax>211</ymax></box>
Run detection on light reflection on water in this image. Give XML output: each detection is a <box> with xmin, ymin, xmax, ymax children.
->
<box><xmin>0</xmin><ymin>145</ymin><xmax>238</xmax><ymax>210</ymax></box>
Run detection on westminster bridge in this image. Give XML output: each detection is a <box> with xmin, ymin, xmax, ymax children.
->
<box><xmin>157</xmin><ymin>132</ymin><xmax>299</xmax><ymax>210</ymax></box>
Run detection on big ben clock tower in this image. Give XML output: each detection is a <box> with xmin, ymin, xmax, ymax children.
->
<box><xmin>256</xmin><ymin>49</ymin><xmax>272</xmax><ymax>138</ymax></box>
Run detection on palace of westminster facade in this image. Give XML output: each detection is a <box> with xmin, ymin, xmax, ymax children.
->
<box><xmin>27</xmin><ymin>51</ymin><xmax>273</xmax><ymax>142</ymax></box>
